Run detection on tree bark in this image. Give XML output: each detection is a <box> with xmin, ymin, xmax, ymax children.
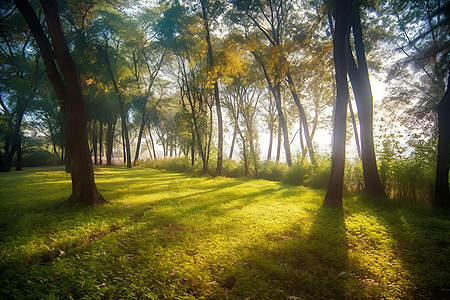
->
<box><xmin>230</xmin><ymin>122</ymin><xmax>237</xmax><ymax>159</ymax></box>
<box><xmin>346</xmin><ymin>10</ymin><xmax>384</xmax><ymax>197</ymax></box>
<box><xmin>134</xmin><ymin>110</ymin><xmax>146</xmax><ymax>165</ymax></box>
<box><xmin>102</xmin><ymin>45</ymin><xmax>132</xmax><ymax>168</ymax></box>
<box><xmin>435</xmin><ymin>71</ymin><xmax>450</xmax><ymax>206</ymax></box>
<box><xmin>99</xmin><ymin>119</ymin><xmax>103</xmax><ymax>165</ymax></box>
<box><xmin>267</xmin><ymin>123</ymin><xmax>273</xmax><ymax>160</ymax></box>
<box><xmin>286</xmin><ymin>69</ymin><xmax>315</xmax><ymax>161</ymax></box>
<box><xmin>276</xmin><ymin>121</ymin><xmax>281</xmax><ymax>163</ymax></box>
<box><xmin>324</xmin><ymin>0</ymin><xmax>352</xmax><ymax>207</ymax></box>
<box><xmin>15</xmin><ymin>141</ymin><xmax>22</xmax><ymax>171</ymax></box>
<box><xmin>200</xmin><ymin>0</ymin><xmax>223</xmax><ymax>176</ymax></box>
<box><xmin>15</xmin><ymin>0</ymin><xmax>105</xmax><ymax>205</ymax></box>
<box><xmin>348</xmin><ymin>100</ymin><xmax>362</xmax><ymax>160</ymax></box>
<box><xmin>106</xmin><ymin>120</ymin><xmax>115</xmax><ymax>165</ymax></box>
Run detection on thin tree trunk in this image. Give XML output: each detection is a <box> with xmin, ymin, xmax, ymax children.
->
<box><xmin>134</xmin><ymin>110</ymin><xmax>146</xmax><ymax>165</ymax></box>
<box><xmin>0</xmin><ymin>150</ymin><xmax>4</xmax><ymax>172</ymax></box>
<box><xmin>15</xmin><ymin>141</ymin><xmax>22</xmax><ymax>171</ymax></box>
<box><xmin>93</xmin><ymin>121</ymin><xmax>98</xmax><ymax>165</ymax></box>
<box><xmin>324</xmin><ymin>0</ymin><xmax>352</xmax><ymax>207</ymax></box>
<box><xmin>299</xmin><ymin>115</ymin><xmax>306</xmax><ymax>157</ymax></box>
<box><xmin>191</xmin><ymin>126</ymin><xmax>195</xmax><ymax>166</ymax></box>
<box><xmin>229</xmin><ymin>122</ymin><xmax>237</xmax><ymax>159</ymax></box>
<box><xmin>348</xmin><ymin>100</ymin><xmax>362</xmax><ymax>159</ymax></box>
<box><xmin>102</xmin><ymin>45</ymin><xmax>132</xmax><ymax>168</ymax></box>
<box><xmin>276</xmin><ymin>121</ymin><xmax>281</xmax><ymax>163</ymax></box>
<box><xmin>99</xmin><ymin>119</ymin><xmax>103</xmax><ymax>165</ymax></box>
<box><xmin>267</xmin><ymin>123</ymin><xmax>273</xmax><ymax>160</ymax></box>
<box><xmin>286</xmin><ymin>69</ymin><xmax>314</xmax><ymax>161</ymax></box>
<box><xmin>435</xmin><ymin>71</ymin><xmax>450</xmax><ymax>206</ymax></box>
<box><xmin>106</xmin><ymin>120</ymin><xmax>114</xmax><ymax>165</ymax></box>
<box><xmin>200</xmin><ymin>0</ymin><xmax>223</xmax><ymax>175</ymax></box>
<box><xmin>122</xmin><ymin>128</ymin><xmax>126</xmax><ymax>164</ymax></box>
<box><xmin>144</xmin><ymin>130</ymin><xmax>153</xmax><ymax>159</ymax></box>
<box><xmin>253</xmin><ymin>52</ymin><xmax>292</xmax><ymax>166</ymax></box>
<box><xmin>146</xmin><ymin>120</ymin><xmax>157</xmax><ymax>159</ymax></box>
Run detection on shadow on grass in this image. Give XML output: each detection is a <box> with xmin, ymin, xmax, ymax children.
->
<box><xmin>202</xmin><ymin>204</ymin><xmax>360</xmax><ymax>299</ymax></box>
<box><xmin>357</xmin><ymin>197</ymin><xmax>450</xmax><ymax>299</ymax></box>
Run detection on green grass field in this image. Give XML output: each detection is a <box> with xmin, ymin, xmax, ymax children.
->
<box><xmin>0</xmin><ymin>166</ymin><xmax>449</xmax><ymax>299</ymax></box>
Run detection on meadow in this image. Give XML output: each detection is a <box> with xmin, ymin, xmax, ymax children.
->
<box><xmin>0</xmin><ymin>166</ymin><xmax>449</xmax><ymax>299</ymax></box>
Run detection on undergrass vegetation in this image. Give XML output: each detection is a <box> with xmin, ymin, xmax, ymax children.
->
<box><xmin>1</xmin><ymin>166</ymin><xmax>449</xmax><ymax>299</ymax></box>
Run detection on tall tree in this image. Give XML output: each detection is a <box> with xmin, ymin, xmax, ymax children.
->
<box><xmin>345</xmin><ymin>6</ymin><xmax>384</xmax><ymax>197</ymax></box>
<box><xmin>323</xmin><ymin>0</ymin><xmax>352</xmax><ymax>206</ymax></box>
<box><xmin>200</xmin><ymin>0</ymin><xmax>224</xmax><ymax>176</ymax></box>
<box><xmin>15</xmin><ymin>0</ymin><xmax>106</xmax><ymax>205</ymax></box>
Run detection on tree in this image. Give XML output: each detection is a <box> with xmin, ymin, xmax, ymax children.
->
<box><xmin>200</xmin><ymin>0</ymin><xmax>225</xmax><ymax>176</ymax></box>
<box><xmin>0</xmin><ymin>4</ymin><xmax>42</xmax><ymax>172</ymax></box>
<box><xmin>229</xmin><ymin>0</ymin><xmax>316</xmax><ymax>162</ymax></box>
<box><xmin>323</xmin><ymin>0</ymin><xmax>352</xmax><ymax>206</ymax></box>
<box><xmin>388</xmin><ymin>0</ymin><xmax>449</xmax><ymax>205</ymax></box>
<box><xmin>15</xmin><ymin>0</ymin><xmax>106</xmax><ymax>205</ymax></box>
<box><xmin>344</xmin><ymin>6</ymin><xmax>384</xmax><ymax>197</ymax></box>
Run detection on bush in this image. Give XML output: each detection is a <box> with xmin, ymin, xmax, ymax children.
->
<box><xmin>136</xmin><ymin>157</ymin><xmax>192</xmax><ymax>173</ymax></box>
<box><xmin>282</xmin><ymin>158</ymin><xmax>312</xmax><ymax>186</ymax></box>
<box><xmin>256</xmin><ymin>161</ymin><xmax>288</xmax><ymax>182</ymax></box>
<box><xmin>21</xmin><ymin>148</ymin><xmax>60</xmax><ymax>167</ymax></box>
<box><xmin>222</xmin><ymin>159</ymin><xmax>243</xmax><ymax>178</ymax></box>
<box><xmin>308</xmin><ymin>156</ymin><xmax>331</xmax><ymax>190</ymax></box>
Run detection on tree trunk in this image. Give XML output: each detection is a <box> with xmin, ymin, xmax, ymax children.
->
<box><xmin>435</xmin><ymin>71</ymin><xmax>450</xmax><ymax>206</ymax></box>
<box><xmin>3</xmin><ymin>109</ymin><xmax>25</xmax><ymax>172</ymax></box>
<box><xmin>237</xmin><ymin>123</ymin><xmax>248</xmax><ymax>176</ymax></box>
<box><xmin>324</xmin><ymin>0</ymin><xmax>352</xmax><ymax>207</ymax></box>
<box><xmin>230</xmin><ymin>122</ymin><xmax>237</xmax><ymax>159</ymax></box>
<box><xmin>15</xmin><ymin>0</ymin><xmax>105</xmax><ymax>205</ymax></box>
<box><xmin>99</xmin><ymin>119</ymin><xmax>103</xmax><ymax>165</ymax></box>
<box><xmin>15</xmin><ymin>141</ymin><xmax>22</xmax><ymax>171</ymax></box>
<box><xmin>191</xmin><ymin>126</ymin><xmax>195</xmax><ymax>166</ymax></box>
<box><xmin>0</xmin><ymin>150</ymin><xmax>4</xmax><ymax>172</ymax></box>
<box><xmin>346</xmin><ymin>10</ymin><xmax>384</xmax><ymax>197</ymax></box>
<box><xmin>146</xmin><ymin>119</ymin><xmax>157</xmax><ymax>159</ymax></box>
<box><xmin>93</xmin><ymin>121</ymin><xmax>98</xmax><ymax>165</ymax></box>
<box><xmin>348</xmin><ymin>100</ymin><xmax>362</xmax><ymax>159</ymax></box>
<box><xmin>134</xmin><ymin>110</ymin><xmax>146</xmax><ymax>165</ymax></box>
<box><xmin>253</xmin><ymin>52</ymin><xmax>291</xmax><ymax>166</ymax></box>
<box><xmin>286</xmin><ymin>70</ymin><xmax>314</xmax><ymax>161</ymax></box>
<box><xmin>200</xmin><ymin>0</ymin><xmax>223</xmax><ymax>175</ymax></box>
<box><xmin>102</xmin><ymin>45</ymin><xmax>132</xmax><ymax>168</ymax></box>
<box><xmin>276</xmin><ymin>122</ymin><xmax>281</xmax><ymax>163</ymax></box>
<box><xmin>106</xmin><ymin>120</ymin><xmax>115</xmax><ymax>165</ymax></box>
<box><xmin>267</xmin><ymin>123</ymin><xmax>273</xmax><ymax>160</ymax></box>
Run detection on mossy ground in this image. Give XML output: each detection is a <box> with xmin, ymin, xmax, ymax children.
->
<box><xmin>0</xmin><ymin>166</ymin><xmax>449</xmax><ymax>299</ymax></box>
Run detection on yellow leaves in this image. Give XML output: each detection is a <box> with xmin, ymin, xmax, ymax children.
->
<box><xmin>214</xmin><ymin>41</ymin><xmax>249</xmax><ymax>85</ymax></box>
<box><xmin>85</xmin><ymin>78</ymin><xmax>94</xmax><ymax>86</ymax></box>
<box><xmin>266</xmin><ymin>44</ymin><xmax>288</xmax><ymax>84</ymax></box>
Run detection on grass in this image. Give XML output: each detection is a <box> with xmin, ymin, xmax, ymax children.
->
<box><xmin>0</xmin><ymin>166</ymin><xmax>449</xmax><ymax>299</ymax></box>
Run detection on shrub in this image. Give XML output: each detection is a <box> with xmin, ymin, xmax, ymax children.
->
<box><xmin>308</xmin><ymin>156</ymin><xmax>331</xmax><ymax>189</ymax></box>
<box><xmin>256</xmin><ymin>161</ymin><xmax>288</xmax><ymax>182</ymax></box>
<box><xmin>21</xmin><ymin>148</ymin><xmax>60</xmax><ymax>167</ymax></box>
<box><xmin>222</xmin><ymin>159</ymin><xmax>243</xmax><ymax>178</ymax></box>
<box><xmin>282</xmin><ymin>158</ymin><xmax>312</xmax><ymax>186</ymax></box>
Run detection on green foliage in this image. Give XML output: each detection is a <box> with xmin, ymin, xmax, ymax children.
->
<box><xmin>256</xmin><ymin>160</ymin><xmax>289</xmax><ymax>181</ymax></box>
<box><xmin>136</xmin><ymin>157</ymin><xmax>193</xmax><ymax>173</ymax></box>
<box><xmin>21</xmin><ymin>148</ymin><xmax>60</xmax><ymax>167</ymax></box>
<box><xmin>378</xmin><ymin>138</ymin><xmax>436</xmax><ymax>204</ymax></box>
<box><xmin>1</xmin><ymin>166</ymin><xmax>449</xmax><ymax>299</ymax></box>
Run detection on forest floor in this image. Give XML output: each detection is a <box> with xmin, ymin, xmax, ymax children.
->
<box><xmin>0</xmin><ymin>166</ymin><xmax>449</xmax><ymax>299</ymax></box>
